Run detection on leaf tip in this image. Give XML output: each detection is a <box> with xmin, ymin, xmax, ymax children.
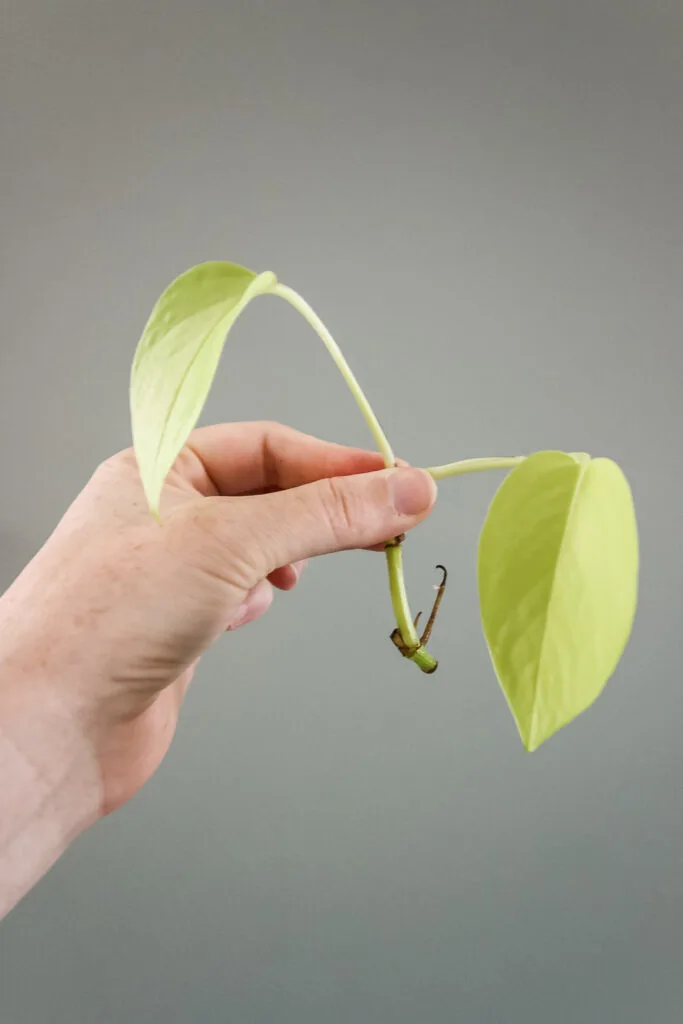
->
<box><xmin>517</xmin><ymin>713</ymin><xmax>554</xmax><ymax>753</ymax></box>
<box><xmin>518</xmin><ymin>726</ymin><xmax>537</xmax><ymax>753</ymax></box>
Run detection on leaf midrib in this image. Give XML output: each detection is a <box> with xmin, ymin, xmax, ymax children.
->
<box><xmin>527</xmin><ymin>459</ymin><xmax>589</xmax><ymax>748</ymax></box>
<box><xmin>152</xmin><ymin>299</ymin><xmax>238</xmax><ymax>468</ymax></box>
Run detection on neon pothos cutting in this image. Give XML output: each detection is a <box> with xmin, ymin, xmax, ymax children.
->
<box><xmin>130</xmin><ymin>261</ymin><xmax>638</xmax><ymax>751</ymax></box>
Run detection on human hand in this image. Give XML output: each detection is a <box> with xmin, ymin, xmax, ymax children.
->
<box><xmin>0</xmin><ymin>422</ymin><xmax>436</xmax><ymax>824</ymax></box>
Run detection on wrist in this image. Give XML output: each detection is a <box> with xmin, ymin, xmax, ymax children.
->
<box><xmin>0</xmin><ymin>640</ymin><xmax>102</xmax><ymax>918</ymax></box>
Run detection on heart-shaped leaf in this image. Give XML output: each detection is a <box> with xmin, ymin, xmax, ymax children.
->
<box><xmin>478</xmin><ymin>451</ymin><xmax>638</xmax><ymax>751</ymax></box>
<box><xmin>130</xmin><ymin>261</ymin><xmax>276</xmax><ymax>516</ymax></box>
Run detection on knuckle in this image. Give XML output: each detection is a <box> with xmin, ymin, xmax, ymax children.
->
<box><xmin>319</xmin><ymin>477</ymin><xmax>356</xmax><ymax>544</ymax></box>
<box><xmin>256</xmin><ymin>420</ymin><xmax>294</xmax><ymax>452</ymax></box>
<box><xmin>258</xmin><ymin>419</ymin><xmax>289</xmax><ymax>435</ymax></box>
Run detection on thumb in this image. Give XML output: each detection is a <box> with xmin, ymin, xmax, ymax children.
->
<box><xmin>204</xmin><ymin>467</ymin><xmax>437</xmax><ymax>579</ymax></box>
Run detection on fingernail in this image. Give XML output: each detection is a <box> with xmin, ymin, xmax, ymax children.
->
<box><xmin>390</xmin><ymin>469</ymin><xmax>437</xmax><ymax>517</ymax></box>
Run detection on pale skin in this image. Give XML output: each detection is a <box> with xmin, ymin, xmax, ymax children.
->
<box><xmin>0</xmin><ymin>421</ymin><xmax>436</xmax><ymax>919</ymax></box>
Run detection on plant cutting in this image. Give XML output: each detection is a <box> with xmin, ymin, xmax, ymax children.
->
<box><xmin>130</xmin><ymin>261</ymin><xmax>638</xmax><ymax>752</ymax></box>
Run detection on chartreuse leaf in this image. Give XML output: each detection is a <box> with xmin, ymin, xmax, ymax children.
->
<box><xmin>478</xmin><ymin>451</ymin><xmax>638</xmax><ymax>751</ymax></box>
<box><xmin>130</xmin><ymin>261</ymin><xmax>276</xmax><ymax>516</ymax></box>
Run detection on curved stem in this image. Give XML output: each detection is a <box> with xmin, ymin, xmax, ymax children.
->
<box><xmin>271</xmin><ymin>283</ymin><xmax>395</xmax><ymax>466</ymax></box>
<box><xmin>271</xmin><ymin>282</ymin><xmax>437</xmax><ymax>671</ymax></box>
<box><xmin>427</xmin><ymin>456</ymin><xmax>526</xmax><ymax>480</ymax></box>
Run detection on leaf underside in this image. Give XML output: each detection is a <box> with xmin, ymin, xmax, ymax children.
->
<box><xmin>478</xmin><ymin>451</ymin><xmax>638</xmax><ymax>751</ymax></box>
<box><xmin>129</xmin><ymin>261</ymin><xmax>275</xmax><ymax>515</ymax></box>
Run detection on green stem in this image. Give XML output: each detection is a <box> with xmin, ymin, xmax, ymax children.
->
<box><xmin>271</xmin><ymin>281</ymin><xmax>437</xmax><ymax>669</ymax></box>
<box><xmin>271</xmin><ymin>283</ymin><xmax>395</xmax><ymax>466</ymax></box>
<box><xmin>269</xmin><ymin>285</ymin><xmax>530</xmax><ymax>673</ymax></box>
<box><xmin>427</xmin><ymin>456</ymin><xmax>526</xmax><ymax>480</ymax></box>
<box><xmin>386</xmin><ymin>545</ymin><xmax>438</xmax><ymax>672</ymax></box>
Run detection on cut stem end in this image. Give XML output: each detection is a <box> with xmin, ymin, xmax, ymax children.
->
<box><xmin>388</xmin><ymin>563</ymin><xmax>448</xmax><ymax>674</ymax></box>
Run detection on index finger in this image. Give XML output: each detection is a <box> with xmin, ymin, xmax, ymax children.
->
<box><xmin>182</xmin><ymin>421</ymin><xmax>391</xmax><ymax>496</ymax></box>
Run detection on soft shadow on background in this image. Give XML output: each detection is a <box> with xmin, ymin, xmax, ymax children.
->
<box><xmin>1</xmin><ymin>2</ymin><xmax>682</xmax><ymax>1021</ymax></box>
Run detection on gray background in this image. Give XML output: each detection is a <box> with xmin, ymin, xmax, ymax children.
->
<box><xmin>1</xmin><ymin>1</ymin><xmax>682</xmax><ymax>1021</ymax></box>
